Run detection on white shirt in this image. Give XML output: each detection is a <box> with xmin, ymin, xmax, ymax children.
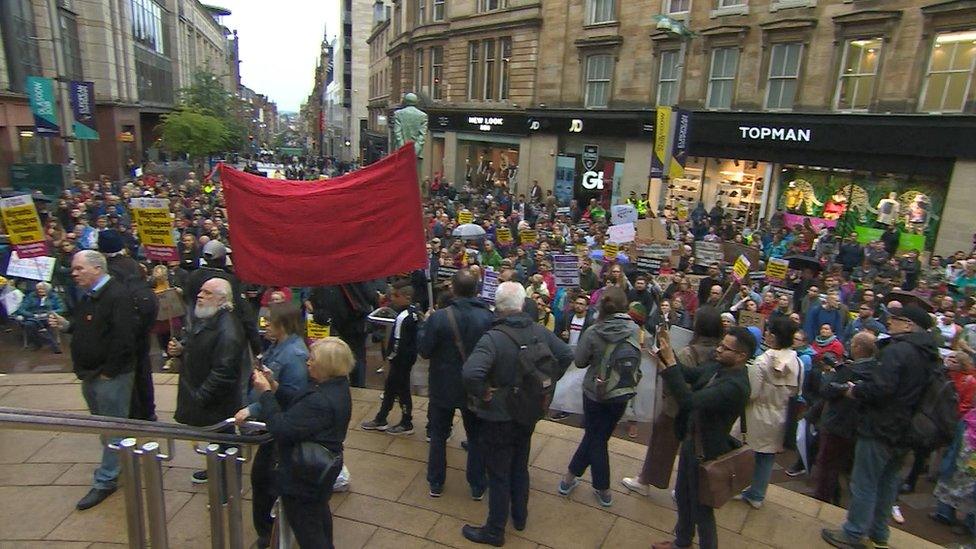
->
<box><xmin>568</xmin><ymin>314</ymin><xmax>586</xmax><ymax>346</ymax></box>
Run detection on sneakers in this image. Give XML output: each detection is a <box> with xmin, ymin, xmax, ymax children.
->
<box><xmin>868</xmin><ymin>540</ymin><xmax>890</xmax><ymax>549</ymax></box>
<box><xmin>191</xmin><ymin>470</ymin><xmax>208</xmax><ymax>484</ymax></box>
<box><xmin>821</xmin><ymin>528</ymin><xmax>867</xmax><ymax>549</ymax></box>
<box><xmin>891</xmin><ymin>505</ymin><xmax>905</xmax><ymax>524</ymax></box>
<box><xmin>733</xmin><ymin>493</ymin><xmax>762</xmax><ymax>509</ymax></box>
<box><xmin>360</xmin><ymin>419</ymin><xmax>389</xmax><ymax>431</ymax></box>
<box><xmin>429</xmin><ymin>484</ymin><xmax>443</xmax><ymax>498</ymax></box>
<box><xmin>621</xmin><ymin>477</ymin><xmax>650</xmax><ymax>496</ymax></box>
<box><xmin>594</xmin><ymin>488</ymin><xmax>613</xmax><ymax>507</ymax></box>
<box><xmin>558</xmin><ymin>476</ymin><xmax>581</xmax><ymax>496</ymax></box>
<box><xmin>785</xmin><ymin>465</ymin><xmax>807</xmax><ymax>477</ymax></box>
<box><xmin>387</xmin><ymin>423</ymin><xmax>415</xmax><ymax>436</ymax></box>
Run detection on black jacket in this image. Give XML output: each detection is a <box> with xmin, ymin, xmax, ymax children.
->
<box><xmin>418</xmin><ymin>298</ymin><xmax>494</xmax><ymax>409</ymax></box>
<box><xmin>660</xmin><ymin>360</ymin><xmax>751</xmax><ymax>461</ymax></box>
<box><xmin>556</xmin><ymin>310</ymin><xmax>596</xmax><ymax>343</ymax></box>
<box><xmin>175</xmin><ymin>308</ymin><xmax>248</xmax><ymax>427</ymax></box>
<box><xmin>817</xmin><ymin>358</ymin><xmax>877</xmax><ymax>440</ymax></box>
<box><xmin>68</xmin><ymin>277</ymin><xmax>135</xmax><ymax>380</ymax></box>
<box><xmin>462</xmin><ymin>313</ymin><xmax>574</xmax><ymax>422</ymax></box>
<box><xmin>852</xmin><ymin>331</ymin><xmax>940</xmax><ymax>447</ymax></box>
<box><xmin>184</xmin><ymin>266</ymin><xmax>262</xmax><ymax>355</ymax></box>
<box><xmin>257</xmin><ymin>376</ymin><xmax>351</xmax><ymax>500</ymax></box>
<box><xmin>386</xmin><ymin>303</ymin><xmax>421</xmax><ymax>367</ymax></box>
<box><xmin>837</xmin><ymin>243</ymin><xmax>864</xmax><ymax>271</ymax></box>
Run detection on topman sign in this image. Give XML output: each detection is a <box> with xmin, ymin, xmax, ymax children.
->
<box><xmin>738</xmin><ymin>126</ymin><xmax>812</xmax><ymax>142</ymax></box>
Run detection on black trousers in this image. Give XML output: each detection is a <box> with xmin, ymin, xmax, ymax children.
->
<box><xmin>482</xmin><ymin>420</ymin><xmax>534</xmax><ymax>536</ymax></box>
<box><xmin>129</xmin><ymin>333</ymin><xmax>156</xmax><ymax>421</ymax></box>
<box><xmin>377</xmin><ymin>359</ymin><xmax>414</xmax><ymax>425</ymax></box>
<box><xmin>568</xmin><ymin>396</ymin><xmax>628</xmax><ymax>490</ymax></box>
<box><xmin>427</xmin><ymin>404</ymin><xmax>486</xmax><ymax>491</ymax></box>
<box><xmin>674</xmin><ymin>440</ymin><xmax>717</xmax><ymax>549</ymax></box>
<box><xmin>282</xmin><ymin>461</ymin><xmax>342</xmax><ymax>549</ymax></box>
<box><xmin>250</xmin><ymin>442</ymin><xmax>276</xmax><ymax>540</ymax></box>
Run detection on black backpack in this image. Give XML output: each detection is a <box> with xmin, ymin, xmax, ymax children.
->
<box><xmin>906</xmin><ymin>367</ymin><xmax>959</xmax><ymax>449</ymax></box>
<box><xmin>493</xmin><ymin>325</ymin><xmax>558</xmax><ymax>427</ymax></box>
<box><xmin>122</xmin><ymin>274</ymin><xmax>158</xmax><ymax>334</ymax></box>
<box><xmin>589</xmin><ymin>332</ymin><xmax>643</xmax><ymax>403</ymax></box>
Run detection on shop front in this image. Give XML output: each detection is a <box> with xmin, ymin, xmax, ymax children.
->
<box><xmin>425</xmin><ymin>109</ymin><xmax>527</xmax><ymax>192</ymax></box>
<box><xmin>688</xmin><ymin>112</ymin><xmax>976</xmax><ymax>252</ymax></box>
<box><xmin>667</xmin><ymin>157</ymin><xmax>772</xmax><ymax>226</ymax></box>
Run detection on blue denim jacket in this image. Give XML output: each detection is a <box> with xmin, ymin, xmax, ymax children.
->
<box><xmin>246</xmin><ymin>334</ymin><xmax>309</xmax><ymax>416</ymax></box>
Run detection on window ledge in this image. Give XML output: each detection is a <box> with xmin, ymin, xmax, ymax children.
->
<box><xmin>710</xmin><ymin>5</ymin><xmax>749</xmax><ymax>18</ymax></box>
<box><xmin>583</xmin><ymin>21</ymin><xmax>620</xmax><ymax>30</ymax></box>
<box><xmin>770</xmin><ymin>0</ymin><xmax>816</xmax><ymax>12</ymax></box>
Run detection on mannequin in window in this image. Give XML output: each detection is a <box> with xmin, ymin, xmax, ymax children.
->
<box><xmin>875</xmin><ymin>192</ymin><xmax>900</xmax><ymax>227</ymax></box>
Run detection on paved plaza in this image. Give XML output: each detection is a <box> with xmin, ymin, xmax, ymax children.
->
<box><xmin>0</xmin><ymin>372</ymin><xmax>941</xmax><ymax>549</ymax></box>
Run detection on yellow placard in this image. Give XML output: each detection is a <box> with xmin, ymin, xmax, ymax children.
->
<box><xmin>130</xmin><ymin>198</ymin><xmax>177</xmax><ymax>261</ymax></box>
<box><xmin>732</xmin><ymin>255</ymin><xmax>751</xmax><ymax>282</ymax></box>
<box><xmin>0</xmin><ymin>196</ymin><xmax>44</xmax><ymax>246</ymax></box>
<box><xmin>306</xmin><ymin>318</ymin><xmax>331</xmax><ymax>340</ymax></box>
<box><xmin>603</xmin><ymin>242</ymin><xmax>619</xmax><ymax>260</ymax></box>
<box><xmin>765</xmin><ymin>257</ymin><xmax>789</xmax><ymax>282</ymax></box>
<box><xmin>496</xmin><ymin>226</ymin><xmax>512</xmax><ymax>245</ymax></box>
<box><xmin>520</xmin><ymin>229</ymin><xmax>537</xmax><ymax>244</ymax></box>
<box><xmin>676</xmin><ymin>202</ymin><xmax>689</xmax><ymax>221</ymax></box>
<box><xmin>458</xmin><ymin>209</ymin><xmax>473</xmax><ymax>224</ymax></box>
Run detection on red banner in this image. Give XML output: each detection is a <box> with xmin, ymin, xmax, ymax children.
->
<box><xmin>220</xmin><ymin>145</ymin><xmax>427</xmax><ymax>286</ymax></box>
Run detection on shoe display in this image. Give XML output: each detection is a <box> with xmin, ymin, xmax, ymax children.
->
<box><xmin>621</xmin><ymin>477</ymin><xmax>650</xmax><ymax>496</ymax></box>
<box><xmin>360</xmin><ymin>419</ymin><xmax>389</xmax><ymax>431</ymax></box>
<box><xmin>387</xmin><ymin>423</ymin><xmax>415</xmax><ymax>436</ymax></box>
<box><xmin>76</xmin><ymin>487</ymin><xmax>116</xmax><ymax>510</ymax></box>
<box><xmin>191</xmin><ymin>470</ymin><xmax>208</xmax><ymax>484</ymax></box>
<box><xmin>461</xmin><ymin>524</ymin><xmax>504</xmax><ymax>547</ymax></box>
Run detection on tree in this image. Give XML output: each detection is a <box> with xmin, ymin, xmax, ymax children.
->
<box><xmin>177</xmin><ymin>69</ymin><xmax>249</xmax><ymax>152</ymax></box>
<box><xmin>159</xmin><ymin>108</ymin><xmax>229</xmax><ymax>173</ymax></box>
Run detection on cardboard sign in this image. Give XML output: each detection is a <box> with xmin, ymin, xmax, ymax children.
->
<box><xmin>602</xmin><ymin>242</ymin><xmax>619</xmax><ymax>260</ymax></box>
<box><xmin>607</xmin><ymin>222</ymin><xmax>636</xmax><ymax>244</ymax></box>
<box><xmin>5</xmin><ymin>251</ymin><xmax>56</xmax><ymax>281</ymax></box>
<box><xmin>306</xmin><ymin>318</ymin><xmax>331</xmax><ymax>340</ymax></box>
<box><xmin>520</xmin><ymin>229</ymin><xmax>538</xmax><ymax>245</ymax></box>
<box><xmin>496</xmin><ymin>226</ymin><xmax>512</xmax><ymax>245</ymax></box>
<box><xmin>610</xmin><ymin>204</ymin><xmax>638</xmax><ymax>226</ymax></box>
<box><xmin>437</xmin><ymin>265</ymin><xmax>459</xmax><ymax>282</ymax></box>
<box><xmin>457</xmin><ymin>209</ymin><xmax>474</xmax><ymax>224</ymax></box>
<box><xmin>130</xmin><ymin>198</ymin><xmax>178</xmax><ymax>262</ymax></box>
<box><xmin>723</xmin><ymin>241</ymin><xmax>761</xmax><ymax>267</ymax></box>
<box><xmin>694</xmin><ymin>241</ymin><xmax>724</xmax><ymax>267</ymax></box>
<box><xmin>732</xmin><ymin>255</ymin><xmax>751</xmax><ymax>283</ymax></box>
<box><xmin>552</xmin><ymin>254</ymin><xmax>580</xmax><ymax>288</ymax></box>
<box><xmin>738</xmin><ymin>310</ymin><xmax>765</xmax><ymax>330</ymax></box>
<box><xmin>556</xmin><ymin>206</ymin><xmax>571</xmax><ymax>217</ymax></box>
<box><xmin>635</xmin><ymin>241</ymin><xmax>679</xmax><ymax>275</ymax></box>
<box><xmin>635</xmin><ymin>218</ymin><xmax>667</xmax><ymax>242</ymax></box>
<box><xmin>0</xmin><ymin>195</ymin><xmax>46</xmax><ymax>258</ymax></box>
<box><xmin>481</xmin><ymin>268</ymin><xmax>499</xmax><ymax>304</ymax></box>
<box><xmin>155</xmin><ymin>288</ymin><xmax>185</xmax><ymax>321</ymax></box>
<box><xmin>765</xmin><ymin>257</ymin><xmax>789</xmax><ymax>285</ymax></box>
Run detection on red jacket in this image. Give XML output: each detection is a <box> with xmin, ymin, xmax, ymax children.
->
<box><xmin>811</xmin><ymin>337</ymin><xmax>844</xmax><ymax>360</ymax></box>
<box><xmin>950</xmin><ymin>370</ymin><xmax>976</xmax><ymax>418</ymax></box>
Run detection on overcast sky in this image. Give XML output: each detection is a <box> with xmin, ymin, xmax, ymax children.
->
<box><xmin>215</xmin><ymin>1</ymin><xmax>339</xmax><ymax>112</ymax></box>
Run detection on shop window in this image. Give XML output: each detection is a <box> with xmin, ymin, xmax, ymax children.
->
<box><xmin>433</xmin><ymin>0</ymin><xmax>445</xmax><ymax>21</ymax></box>
<box><xmin>60</xmin><ymin>8</ymin><xmax>84</xmax><ymax>80</ymax></box>
<box><xmin>765</xmin><ymin>42</ymin><xmax>802</xmax><ymax>111</ymax></box>
<box><xmin>431</xmin><ymin>46</ymin><xmax>444</xmax><ymax>100</ymax></box>
<box><xmin>417</xmin><ymin>0</ymin><xmax>425</xmax><ymax>25</ymax></box>
<box><xmin>585</xmin><ymin>54</ymin><xmax>613</xmax><ymax>108</ymax></box>
<box><xmin>484</xmin><ymin>39</ymin><xmax>496</xmax><ymax>100</ymax></box>
<box><xmin>706</xmin><ymin>48</ymin><xmax>737</xmax><ymax>109</ymax></box>
<box><xmin>130</xmin><ymin>0</ymin><xmax>166</xmax><ymax>55</ymax></box>
<box><xmin>835</xmin><ymin>38</ymin><xmax>881</xmax><ymax>112</ymax></box>
<box><xmin>467</xmin><ymin>39</ymin><xmax>509</xmax><ymax>102</ymax></box>
<box><xmin>468</xmin><ymin>41</ymin><xmax>481</xmax><ymax>100</ymax></box>
<box><xmin>657</xmin><ymin>49</ymin><xmax>681</xmax><ymax>106</ymax></box>
<box><xmin>500</xmin><ymin>38</ymin><xmax>511</xmax><ymax>100</ymax></box>
<box><xmin>587</xmin><ymin>0</ymin><xmax>616</xmax><ymax>25</ymax></box>
<box><xmin>415</xmin><ymin>48</ymin><xmax>424</xmax><ymax>92</ymax></box>
<box><xmin>718</xmin><ymin>0</ymin><xmax>745</xmax><ymax>6</ymax></box>
<box><xmin>17</xmin><ymin>127</ymin><xmax>51</xmax><ymax>164</ymax></box>
<box><xmin>664</xmin><ymin>0</ymin><xmax>690</xmax><ymax>15</ymax></box>
<box><xmin>919</xmin><ymin>30</ymin><xmax>976</xmax><ymax>113</ymax></box>
<box><xmin>478</xmin><ymin>0</ymin><xmax>507</xmax><ymax>12</ymax></box>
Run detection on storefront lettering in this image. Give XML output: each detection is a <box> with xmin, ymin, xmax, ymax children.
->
<box><xmin>468</xmin><ymin>116</ymin><xmax>505</xmax><ymax>132</ymax></box>
<box><xmin>582</xmin><ymin>170</ymin><xmax>605</xmax><ymax>190</ymax></box>
<box><xmin>738</xmin><ymin>126</ymin><xmax>811</xmax><ymax>142</ymax></box>
<box><xmin>569</xmin><ymin>119</ymin><xmax>584</xmax><ymax>133</ymax></box>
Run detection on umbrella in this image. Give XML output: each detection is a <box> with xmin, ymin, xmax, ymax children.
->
<box><xmin>885</xmin><ymin>290</ymin><xmax>934</xmax><ymax>312</ymax></box>
<box><xmin>783</xmin><ymin>254</ymin><xmax>822</xmax><ymax>273</ymax></box>
<box><xmin>452</xmin><ymin>223</ymin><xmax>486</xmax><ymax>239</ymax></box>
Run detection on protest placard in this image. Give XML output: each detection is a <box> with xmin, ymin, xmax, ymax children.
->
<box><xmin>520</xmin><ymin>229</ymin><xmax>538</xmax><ymax>245</ymax></box>
<box><xmin>694</xmin><ymin>241</ymin><xmax>724</xmax><ymax>267</ymax></box>
<box><xmin>457</xmin><ymin>209</ymin><xmax>473</xmax><ymax>224</ymax></box>
<box><xmin>496</xmin><ymin>226</ymin><xmax>512</xmax><ymax>245</ymax></box>
<box><xmin>635</xmin><ymin>241</ymin><xmax>678</xmax><ymax>275</ymax></box>
<box><xmin>0</xmin><ymin>195</ymin><xmax>46</xmax><ymax>258</ymax></box>
<box><xmin>738</xmin><ymin>311</ymin><xmax>765</xmax><ymax>331</ymax></box>
<box><xmin>130</xmin><ymin>198</ymin><xmax>178</xmax><ymax>261</ymax></box>
<box><xmin>552</xmin><ymin>255</ymin><xmax>580</xmax><ymax>288</ymax></box>
<box><xmin>635</xmin><ymin>218</ymin><xmax>667</xmax><ymax>242</ymax></box>
<box><xmin>610</xmin><ymin>204</ymin><xmax>638</xmax><ymax>226</ymax></box>
<box><xmin>5</xmin><ymin>251</ymin><xmax>56</xmax><ymax>281</ymax></box>
<box><xmin>481</xmin><ymin>268</ymin><xmax>499</xmax><ymax>304</ymax></box>
<box><xmin>723</xmin><ymin>241</ymin><xmax>761</xmax><ymax>267</ymax></box>
<box><xmin>765</xmin><ymin>257</ymin><xmax>789</xmax><ymax>285</ymax></box>
<box><xmin>155</xmin><ymin>288</ymin><xmax>185</xmax><ymax>321</ymax></box>
<box><xmin>732</xmin><ymin>255</ymin><xmax>751</xmax><ymax>283</ymax></box>
<box><xmin>607</xmin><ymin>222</ymin><xmax>635</xmax><ymax>244</ymax></box>
<box><xmin>437</xmin><ymin>265</ymin><xmax>459</xmax><ymax>282</ymax></box>
<box><xmin>603</xmin><ymin>242</ymin><xmax>619</xmax><ymax>260</ymax></box>
<box><xmin>556</xmin><ymin>206</ymin><xmax>571</xmax><ymax>217</ymax></box>
<box><xmin>306</xmin><ymin>318</ymin><xmax>331</xmax><ymax>340</ymax></box>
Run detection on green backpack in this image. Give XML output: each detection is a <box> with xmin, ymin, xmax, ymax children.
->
<box><xmin>591</xmin><ymin>331</ymin><xmax>643</xmax><ymax>403</ymax></box>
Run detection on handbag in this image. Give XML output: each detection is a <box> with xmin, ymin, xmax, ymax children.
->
<box><xmin>693</xmin><ymin>375</ymin><xmax>755</xmax><ymax>508</ymax></box>
<box><xmin>782</xmin><ymin>357</ymin><xmax>805</xmax><ymax>450</ymax></box>
<box><xmin>290</xmin><ymin>441</ymin><xmax>341</xmax><ymax>486</ymax></box>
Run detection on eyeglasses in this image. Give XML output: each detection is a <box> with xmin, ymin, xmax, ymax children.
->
<box><xmin>715</xmin><ymin>343</ymin><xmax>744</xmax><ymax>354</ymax></box>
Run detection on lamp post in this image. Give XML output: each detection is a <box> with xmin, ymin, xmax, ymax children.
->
<box><xmin>651</xmin><ymin>15</ymin><xmax>695</xmax><ymax>214</ymax></box>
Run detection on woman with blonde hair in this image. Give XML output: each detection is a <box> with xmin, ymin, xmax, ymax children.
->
<box><xmin>248</xmin><ymin>336</ymin><xmax>353</xmax><ymax>548</ymax></box>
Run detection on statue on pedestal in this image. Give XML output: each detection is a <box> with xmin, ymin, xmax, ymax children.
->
<box><xmin>392</xmin><ymin>92</ymin><xmax>428</xmax><ymax>161</ymax></box>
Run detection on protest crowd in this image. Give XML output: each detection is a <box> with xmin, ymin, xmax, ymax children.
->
<box><xmin>3</xmin><ymin>160</ymin><xmax>976</xmax><ymax>549</ymax></box>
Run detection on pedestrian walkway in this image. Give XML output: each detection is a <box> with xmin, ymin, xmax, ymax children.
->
<box><xmin>0</xmin><ymin>372</ymin><xmax>940</xmax><ymax>548</ymax></box>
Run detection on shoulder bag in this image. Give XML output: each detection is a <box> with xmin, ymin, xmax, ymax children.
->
<box><xmin>291</xmin><ymin>441</ymin><xmax>341</xmax><ymax>487</ymax></box>
<box><xmin>694</xmin><ymin>374</ymin><xmax>755</xmax><ymax>508</ymax></box>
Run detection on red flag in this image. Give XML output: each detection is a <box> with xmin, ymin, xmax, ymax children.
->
<box><xmin>220</xmin><ymin>145</ymin><xmax>426</xmax><ymax>286</ymax></box>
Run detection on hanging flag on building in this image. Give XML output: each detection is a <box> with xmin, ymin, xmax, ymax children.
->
<box><xmin>668</xmin><ymin>108</ymin><xmax>692</xmax><ymax>179</ymax></box>
<box><xmin>69</xmin><ymin>81</ymin><xmax>98</xmax><ymax>140</ymax></box>
<box><xmin>25</xmin><ymin>77</ymin><xmax>60</xmax><ymax>137</ymax></box>
<box><xmin>649</xmin><ymin>106</ymin><xmax>672</xmax><ymax>179</ymax></box>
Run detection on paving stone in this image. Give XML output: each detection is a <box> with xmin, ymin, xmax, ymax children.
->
<box><xmin>164</xmin><ymin>493</ymin><xmax>257</xmax><ymax>548</ymax></box>
<box><xmin>534</xmin><ymin>419</ymin><xmax>584</xmax><ymax>442</ymax></box>
<box><xmin>529</xmin><ymin>435</ymin><xmax>578</xmax><ymax>476</ymax></box>
<box><xmin>602</xmin><ymin>516</ymin><xmax>670</xmax><ymax>547</ymax></box>
<box><xmin>0</xmin><ymin>485</ymin><xmax>88</xmax><ymax>540</ymax></box>
<box><xmin>0</xmin><ymin>373</ymin><xmax>78</xmax><ymax>386</ymax></box>
<box><xmin>345</xmin><ymin>428</ymin><xmax>394</xmax><ymax>453</ymax></box>
<box><xmin>366</xmin><ymin>526</ymin><xmax>449</xmax><ymax>548</ymax></box>
<box><xmin>717</xmin><ymin>526</ymin><xmax>776</xmax><ymax>549</ymax></box>
<box><xmin>715</xmin><ymin>498</ymin><xmax>751</xmax><ymax>533</ymax></box>
<box><xmin>1</xmin><ymin>542</ymin><xmax>92</xmax><ymax>548</ymax></box>
<box><xmin>425</xmin><ymin>514</ymin><xmax>538</xmax><ymax>549</ymax></box>
<box><xmin>397</xmin><ymin>466</ymin><xmax>490</xmax><ymax>524</ymax></box>
<box><xmin>152</xmin><ymin>373</ymin><xmax>178</xmax><ymax>385</ymax></box>
<box><xmin>0</xmin><ymin>386</ymin><xmax>14</xmax><ymax>401</ymax></box>
<box><xmin>341</xmin><ymin>448</ymin><xmax>423</xmax><ymax>501</ymax></box>
<box><xmin>0</xmin><ymin>430</ymin><xmax>56</xmax><ymax>464</ymax></box>
<box><xmin>516</xmin><ymin>490</ymin><xmax>615</xmax><ymax>548</ymax></box>
<box><xmin>333</xmin><ymin>517</ymin><xmax>378</xmax><ymax>549</ymax></box>
<box><xmin>0</xmin><ymin>463</ymin><xmax>70</xmax><ymax>486</ymax></box>
<box><xmin>28</xmin><ymin>432</ymin><xmax>104</xmax><ymax>464</ymax></box>
<box><xmin>607</xmin><ymin>434</ymin><xmax>650</xmax><ymax>461</ymax></box>
<box><xmin>764</xmin><ymin>485</ymin><xmax>823</xmax><ymax>518</ymax></box>
<box><xmin>46</xmin><ymin>488</ymin><xmax>192</xmax><ymax>544</ymax></box>
<box><xmin>51</xmin><ymin>463</ymin><xmax>95</xmax><ymax>486</ymax></box>
<box><xmin>0</xmin><ymin>384</ymin><xmax>87</xmax><ymax>411</ymax></box>
<box><xmin>817</xmin><ymin>502</ymin><xmax>847</xmax><ymax>524</ymax></box>
<box><xmin>740</xmin><ymin>500</ymin><xmax>833</xmax><ymax>548</ymax></box>
<box><xmin>152</xmin><ymin>385</ymin><xmax>178</xmax><ymax>413</ymax></box>
<box><xmin>334</xmin><ymin>492</ymin><xmax>440</xmax><ymax>537</ymax></box>
<box><xmin>568</xmin><ymin>479</ymin><xmax>677</xmax><ymax>534</ymax></box>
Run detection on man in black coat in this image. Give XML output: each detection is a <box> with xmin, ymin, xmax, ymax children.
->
<box><xmin>418</xmin><ymin>269</ymin><xmax>493</xmax><ymax>498</ymax></box>
<box><xmin>169</xmin><ymin>277</ymin><xmax>247</xmax><ymax>484</ymax></box>
<box><xmin>822</xmin><ymin>305</ymin><xmax>939</xmax><ymax>549</ymax></box>
<box><xmin>49</xmin><ymin>250</ymin><xmax>136</xmax><ymax>511</ymax></box>
<box><xmin>308</xmin><ymin>281</ymin><xmax>381</xmax><ymax>387</ymax></box>
<box><xmin>653</xmin><ymin>325</ymin><xmax>754</xmax><ymax>549</ymax></box>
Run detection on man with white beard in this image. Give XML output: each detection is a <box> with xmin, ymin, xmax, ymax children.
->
<box><xmin>169</xmin><ymin>277</ymin><xmax>247</xmax><ymax>484</ymax></box>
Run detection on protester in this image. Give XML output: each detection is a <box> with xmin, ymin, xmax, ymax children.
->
<box><xmin>13</xmin><ymin>281</ymin><xmax>65</xmax><ymax>352</ymax></box>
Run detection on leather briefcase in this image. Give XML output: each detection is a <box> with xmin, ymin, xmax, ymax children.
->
<box><xmin>697</xmin><ymin>443</ymin><xmax>755</xmax><ymax>508</ymax></box>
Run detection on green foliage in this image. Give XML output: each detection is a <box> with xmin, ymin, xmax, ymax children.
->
<box><xmin>159</xmin><ymin>108</ymin><xmax>229</xmax><ymax>162</ymax></box>
<box><xmin>176</xmin><ymin>69</ymin><xmax>248</xmax><ymax>152</ymax></box>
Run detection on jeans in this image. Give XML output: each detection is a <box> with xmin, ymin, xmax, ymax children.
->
<box><xmin>376</xmin><ymin>359</ymin><xmax>414</xmax><ymax>426</ymax></box>
<box><xmin>742</xmin><ymin>452</ymin><xmax>776</xmax><ymax>503</ymax></box>
<box><xmin>250</xmin><ymin>442</ymin><xmax>275</xmax><ymax>540</ymax></box>
<box><xmin>427</xmin><ymin>404</ymin><xmax>486</xmax><ymax>492</ymax></box>
<box><xmin>482</xmin><ymin>420</ymin><xmax>534</xmax><ymax>536</ymax></box>
<box><xmin>674</xmin><ymin>440</ymin><xmax>717</xmax><ymax>549</ymax></box>
<box><xmin>81</xmin><ymin>371</ymin><xmax>134</xmax><ymax>490</ymax></box>
<box><xmin>842</xmin><ymin>437</ymin><xmax>909</xmax><ymax>543</ymax></box>
<box><xmin>282</xmin><ymin>460</ymin><xmax>342</xmax><ymax>549</ymax></box>
<box><xmin>568</xmin><ymin>396</ymin><xmax>627</xmax><ymax>490</ymax></box>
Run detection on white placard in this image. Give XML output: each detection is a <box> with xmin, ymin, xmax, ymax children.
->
<box><xmin>6</xmin><ymin>251</ymin><xmax>56</xmax><ymax>282</ymax></box>
<box><xmin>610</xmin><ymin>204</ymin><xmax>638</xmax><ymax>226</ymax></box>
<box><xmin>607</xmin><ymin>222</ymin><xmax>636</xmax><ymax>244</ymax></box>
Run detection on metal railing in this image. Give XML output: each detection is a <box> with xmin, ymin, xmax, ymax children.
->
<box><xmin>0</xmin><ymin>407</ymin><xmax>270</xmax><ymax>549</ymax></box>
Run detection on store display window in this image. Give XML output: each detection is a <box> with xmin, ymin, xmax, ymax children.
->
<box><xmin>458</xmin><ymin>140</ymin><xmax>520</xmax><ymax>191</ymax></box>
<box><xmin>666</xmin><ymin>157</ymin><xmax>768</xmax><ymax>225</ymax></box>
<box><xmin>775</xmin><ymin>165</ymin><xmax>947</xmax><ymax>250</ymax></box>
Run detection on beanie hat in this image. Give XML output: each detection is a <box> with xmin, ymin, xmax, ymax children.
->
<box><xmin>628</xmin><ymin>301</ymin><xmax>647</xmax><ymax>326</ymax></box>
<box><xmin>202</xmin><ymin>240</ymin><xmax>227</xmax><ymax>260</ymax></box>
<box><xmin>97</xmin><ymin>229</ymin><xmax>124</xmax><ymax>254</ymax></box>
<box><xmin>889</xmin><ymin>304</ymin><xmax>933</xmax><ymax>330</ymax></box>
<box><xmin>721</xmin><ymin>312</ymin><xmax>736</xmax><ymax>325</ymax></box>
